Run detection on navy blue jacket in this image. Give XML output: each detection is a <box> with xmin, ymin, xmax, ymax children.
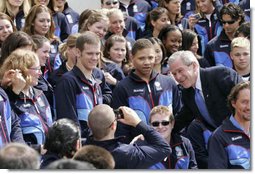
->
<box><xmin>119</xmin><ymin>0</ymin><xmax>152</xmax><ymax>31</ymax></box>
<box><xmin>52</xmin><ymin>12</ymin><xmax>71</xmax><ymax>42</ymax></box>
<box><xmin>111</xmin><ymin>70</ymin><xmax>182</xmax><ymax>143</ymax></box>
<box><xmin>173</xmin><ymin>66</ymin><xmax>243</xmax><ymax>133</ymax></box>
<box><xmin>40</xmin><ymin>151</ymin><xmax>61</xmax><ymax>169</ymax></box>
<box><xmin>0</xmin><ymin>88</ymin><xmax>24</xmax><ymax>147</ymax></box>
<box><xmin>204</xmin><ymin>30</ymin><xmax>232</xmax><ymax>68</ymax></box>
<box><xmin>5</xmin><ymin>87</ymin><xmax>52</xmax><ymax>145</ymax></box>
<box><xmin>6</xmin><ymin>10</ymin><xmax>25</xmax><ymax>30</ymax></box>
<box><xmin>85</xmin><ymin>121</ymin><xmax>171</xmax><ymax>169</ymax></box>
<box><xmin>150</xmin><ymin>133</ymin><xmax>197</xmax><ymax>169</ymax></box>
<box><xmin>208</xmin><ymin>117</ymin><xmax>250</xmax><ymax>169</ymax></box>
<box><xmin>62</xmin><ymin>3</ymin><xmax>79</xmax><ymax>35</ymax></box>
<box><xmin>55</xmin><ymin>66</ymin><xmax>112</xmax><ymax>138</ymax></box>
<box><xmin>187</xmin><ymin>119</ymin><xmax>212</xmax><ymax>169</ymax></box>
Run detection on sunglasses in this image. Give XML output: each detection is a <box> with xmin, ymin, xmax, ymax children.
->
<box><xmin>105</xmin><ymin>0</ymin><xmax>118</xmax><ymax>5</ymax></box>
<box><xmin>221</xmin><ymin>20</ymin><xmax>236</xmax><ymax>25</ymax></box>
<box><xmin>151</xmin><ymin>121</ymin><xmax>170</xmax><ymax>127</ymax></box>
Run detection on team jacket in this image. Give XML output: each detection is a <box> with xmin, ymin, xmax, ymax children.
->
<box><xmin>193</xmin><ymin>10</ymin><xmax>222</xmax><ymax>55</ymax></box>
<box><xmin>62</xmin><ymin>2</ymin><xmax>80</xmax><ymax>35</ymax></box>
<box><xmin>5</xmin><ymin>87</ymin><xmax>52</xmax><ymax>145</ymax></box>
<box><xmin>204</xmin><ymin>30</ymin><xmax>232</xmax><ymax>68</ymax></box>
<box><xmin>0</xmin><ymin>88</ymin><xmax>24</xmax><ymax>147</ymax></box>
<box><xmin>119</xmin><ymin>0</ymin><xmax>152</xmax><ymax>31</ymax></box>
<box><xmin>111</xmin><ymin>70</ymin><xmax>182</xmax><ymax>143</ymax></box>
<box><xmin>150</xmin><ymin>133</ymin><xmax>198</xmax><ymax>169</ymax></box>
<box><xmin>85</xmin><ymin>121</ymin><xmax>171</xmax><ymax>169</ymax></box>
<box><xmin>52</xmin><ymin>12</ymin><xmax>71</xmax><ymax>42</ymax></box>
<box><xmin>55</xmin><ymin>66</ymin><xmax>112</xmax><ymax>138</ymax></box>
<box><xmin>187</xmin><ymin>119</ymin><xmax>212</xmax><ymax>169</ymax></box>
<box><xmin>208</xmin><ymin>117</ymin><xmax>250</xmax><ymax>169</ymax></box>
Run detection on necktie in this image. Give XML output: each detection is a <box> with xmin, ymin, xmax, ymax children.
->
<box><xmin>194</xmin><ymin>88</ymin><xmax>216</xmax><ymax>128</ymax></box>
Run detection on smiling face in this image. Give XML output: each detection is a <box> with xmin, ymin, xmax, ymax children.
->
<box><xmin>132</xmin><ymin>48</ymin><xmax>155</xmax><ymax>79</ymax></box>
<box><xmin>33</xmin><ymin>11</ymin><xmax>51</xmax><ymax>36</ymax></box>
<box><xmin>169</xmin><ymin>58</ymin><xmax>198</xmax><ymax>88</ymax></box>
<box><xmin>77</xmin><ymin>43</ymin><xmax>101</xmax><ymax>72</ymax></box>
<box><xmin>0</xmin><ymin>19</ymin><xmax>13</xmax><ymax>42</ymax></box>
<box><xmin>195</xmin><ymin>0</ymin><xmax>214</xmax><ymax>14</ymax></box>
<box><xmin>108</xmin><ymin>13</ymin><xmax>125</xmax><ymax>35</ymax></box>
<box><xmin>35</xmin><ymin>41</ymin><xmax>51</xmax><ymax>66</ymax></box>
<box><xmin>150</xmin><ymin>112</ymin><xmax>173</xmax><ymax>140</ymax></box>
<box><xmin>232</xmin><ymin>88</ymin><xmax>250</xmax><ymax>122</ymax></box>
<box><xmin>87</xmin><ymin>20</ymin><xmax>108</xmax><ymax>39</ymax></box>
<box><xmin>109</xmin><ymin>41</ymin><xmax>127</xmax><ymax>64</ymax></box>
<box><xmin>164</xmin><ymin>30</ymin><xmax>182</xmax><ymax>55</ymax></box>
<box><xmin>151</xmin><ymin>13</ymin><xmax>170</xmax><ymax>33</ymax></box>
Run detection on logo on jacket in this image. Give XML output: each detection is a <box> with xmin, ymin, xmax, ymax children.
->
<box><xmin>82</xmin><ymin>86</ymin><xmax>89</xmax><ymax>91</ymax></box>
<box><xmin>175</xmin><ymin>146</ymin><xmax>184</xmax><ymax>158</ymax></box>
<box><xmin>133</xmin><ymin>89</ymin><xmax>144</xmax><ymax>93</ymax></box>
<box><xmin>154</xmin><ymin>81</ymin><xmax>162</xmax><ymax>91</ymax></box>
<box><xmin>231</xmin><ymin>136</ymin><xmax>242</xmax><ymax>141</ymax></box>
<box><xmin>220</xmin><ymin>44</ymin><xmax>229</xmax><ymax>48</ymax></box>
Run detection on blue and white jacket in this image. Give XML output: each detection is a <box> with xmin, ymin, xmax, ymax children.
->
<box><xmin>55</xmin><ymin>66</ymin><xmax>112</xmax><ymax>138</ymax></box>
<box><xmin>208</xmin><ymin>116</ymin><xmax>250</xmax><ymax>169</ymax></box>
<box><xmin>5</xmin><ymin>87</ymin><xmax>52</xmax><ymax>145</ymax></box>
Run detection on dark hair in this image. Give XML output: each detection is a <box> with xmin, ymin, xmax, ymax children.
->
<box><xmin>234</xmin><ymin>22</ymin><xmax>250</xmax><ymax>39</ymax></box>
<box><xmin>78</xmin><ymin>9</ymin><xmax>96</xmax><ymax>32</ymax></box>
<box><xmin>73</xmin><ymin>145</ymin><xmax>115</xmax><ymax>169</ymax></box>
<box><xmin>220</xmin><ymin>3</ymin><xmax>245</xmax><ymax>25</ymax></box>
<box><xmin>0</xmin><ymin>143</ymin><xmax>40</xmax><ymax>169</ymax></box>
<box><xmin>103</xmin><ymin>34</ymin><xmax>128</xmax><ymax>61</ymax></box>
<box><xmin>158</xmin><ymin>24</ymin><xmax>182</xmax><ymax>52</ymax></box>
<box><xmin>148</xmin><ymin>37</ymin><xmax>167</xmax><ymax>65</ymax></box>
<box><xmin>227</xmin><ymin>81</ymin><xmax>250</xmax><ymax>114</ymax></box>
<box><xmin>46</xmin><ymin>159</ymin><xmax>96</xmax><ymax>169</ymax></box>
<box><xmin>145</xmin><ymin>7</ymin><xmax>168</xmax><ymax>30</ymax></box>
<box><xmin>76</xmin><ymin>31</ymin><xmax>100</xmax><ymax>52</ymax></box>
<box><xmin>131</xmin><ymin>38</ymin><xmax>154</xmax><ymax>56</ymax></box>
<box><xmin>44</xmin><ymin>118</ymin><xmax>81</xmax><ymax>158</ymax></box>
<box><xmin>0</xmin><ymin>31</ymin><xmax>34</xmax><ymax>65</ymax></box>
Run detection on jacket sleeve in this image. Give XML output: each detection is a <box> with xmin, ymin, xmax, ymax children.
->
<box><xmin>54</xmin><ymin>76</ymin><xmax>78</xmax><ymax>123</ymax></box>
<box><xmin>208</xmin><ymin>129</ymin><xmax>228</xmax><ymax>169</ymax></box>
<box><xmin>111</xmin><ymin>82</ymin><xmax>129</xmax><ymax>109</ymax></box>
<box><xmin>10</xmin><ymin>110</ymin><xmax>25</xmax><ymax>144</ymax></box>
<box><xmin>120</xmin><ymin>121</ymin><xmax>171</xmax><ymax>169</ymax></box>
<box><xmin>182</xmin><ymin>137</ymin><xmax>198</xmax><ymax>169</ymax></box>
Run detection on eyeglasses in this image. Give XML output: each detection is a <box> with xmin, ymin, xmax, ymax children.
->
<box><xmin>105</xmin><ymin>0</ymin><xmax>118</xmax><ymax>5</ymax></box>
<box><xmin>151</xmin><ymin>121</ymin><xmax>170</xmax><ymax>127</ymax></box>
<box><xmin>29</xmin><ymin>66</ymin><xmax>41</xmax><ymax>71</ymax></box>
<box><xmin>221</xmin><ymin>20</ymin><xmax>236</xmax><ymax>25</ymax></box>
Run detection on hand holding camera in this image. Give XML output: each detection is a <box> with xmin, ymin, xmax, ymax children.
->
<box><xmin>115</xmin><ymin>106</ymin><xmax>141</xmax><ymax>127</ymax></box>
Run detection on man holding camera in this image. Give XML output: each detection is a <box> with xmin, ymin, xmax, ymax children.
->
<box><xmin>85</xmin><ymin>104</ymin><xmax>171</xmax><ymax>169</ymax></box>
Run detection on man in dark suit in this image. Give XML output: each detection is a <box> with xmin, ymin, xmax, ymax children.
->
<box><xmin>168</xmin><ymin>50</ymin><xmax>243</xmax><ymax>168</ymax></box>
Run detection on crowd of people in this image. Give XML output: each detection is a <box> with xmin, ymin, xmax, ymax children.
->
<box><xmin>0</xmin><ymin>0</ymin><xmax>250</xmax><ymax>169</ymax></box>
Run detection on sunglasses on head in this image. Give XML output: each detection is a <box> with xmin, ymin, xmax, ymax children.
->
<box><xmin>221</xmin><ymin>20</ymin><xmax>236</xmax><ymax>25</ymax></box>
<box><xmin>105</xmin><ymin>0</ymin><xmax>118</xmax><ymax>5</ymax></box>
<box><xmin>151</xmin><ymin>121</ymin><xmax>170</xmax><ymax>127</ymax></box>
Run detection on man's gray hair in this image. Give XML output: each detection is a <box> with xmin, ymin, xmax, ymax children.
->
<box><xmin>168</xmin><ymin>50</ymin><xmax>199</xmax><ymax>67</ymax></box>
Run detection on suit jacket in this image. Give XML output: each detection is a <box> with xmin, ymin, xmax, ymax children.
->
<box><xmin>174</xmin><ymin>66</ymin><xmax>243</xmax><ymax>132</ymax></box>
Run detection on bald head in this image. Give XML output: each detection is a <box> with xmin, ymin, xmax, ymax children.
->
<box><xmin>88</xmin><ymin>104</ymin><xmax>116</xmax><ymax>140</ymax></box>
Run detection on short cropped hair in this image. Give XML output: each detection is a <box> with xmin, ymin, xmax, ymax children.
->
<box><xmin>131</xmin><ymin>38</ymin><xmax>154</xmax><ymax>56</ymax></box>
<box><xmin>46</xmin><ymin>159</ymin><xmax>96</xmax><ymax>169</ymax></box>
<box><xmin>76</xmin><ymin>31</ymin><xmax>101</xmax><ymax>52</ymax></box>
<box><xmin>44</xmin><ymin>118</ymin><xmax>81</xmax><ymax>158</ymax></box>
<box><xmin>168</xmin><ymin>50</ymin><xmax>199</xmax><ymax>67</ymax></box>
<box><xmin>0</xmin><ymin>143</ymin><xmax>40</xmax><ymax>169</ymax></box>
<box><xmin>231</xmin><ymin>37</ymin><xmax>250</xmax><ymax>51</ymax></box>
<box><xmin>227</xmin><ymin>81</ymin><xmax>250</xmax><ymax>114</ymax></box>
<box><xmin>149</xmin><ymin>105</ymin><xmax>174</xmax><ymax>123</ymax></box>
<box><xmin>73</xmin><ymin>145</ymin><xmax>115</xmax><ymax>169</ymax></box>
